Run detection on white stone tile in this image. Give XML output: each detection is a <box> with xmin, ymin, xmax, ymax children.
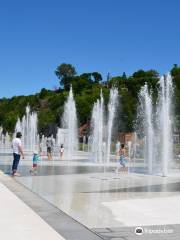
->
<box><xmin>0</xmin><ymin>183</ymin><xmax>65</xmax><ymax>240</ymax></box>
<box><xmin>103</xmin><ymin>195</ymin><xmax>180</xmax><ymax>226</ymax></box>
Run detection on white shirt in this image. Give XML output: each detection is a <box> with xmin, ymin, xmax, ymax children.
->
<box><xmin>60</xmin><ymin>147</ymin><xmax>64</xmax><ymax>153</ymax></box>
<box><xmin>12</xmin><ymin>138</ymin><xmax>22</xmax><ymax>154</ymax></box>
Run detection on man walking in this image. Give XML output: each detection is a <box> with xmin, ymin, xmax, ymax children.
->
<box><xmin>12</xmin><ymin>132</ymin><xmax>24</xmax><ymax>176</ymax></box>
<box><xmin>46</xmin><ymin>135</ymin><xmax>54</xmax><ymax>160</ymax></box>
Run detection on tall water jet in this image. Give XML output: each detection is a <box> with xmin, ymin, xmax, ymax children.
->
<box><xmin>157</xmin><ymin>74</ymin><xmax>173</xmax><ymax>176</ymax></box>
<box><xmin>56</xmin><ymin>128</ymin><xmax>68</xmax><ymax>146</ymax></box>
<box><xmin>135</xmin><ymin>74</ymin><xmax>173</xmax><ymax>176</ymax></box>
<box><xmin>90</xmin><ymin>88</ymin><xmax>118</xmax><ymax>163</ymax></box>
<box><xmin>62</xmin><ymin>86</ymin><xmax>78</xmax><ymax>159</ymax></box>
<box><xmin>90</xmin><ymin>91</ymin><xmax>104</xmax><ymax>163</ymax></box>
<box><xmin>82</xmin><ymin>135</ymin><xmax>86</xmax><ymax>151</ymax></box>
<box><xmin>106</xmin><ymin>88</ymin><xmax>118</xmax><ymax>163</ymax></box>
<box><xmin>15</xmin><ymin>105</ymin><xmax>38</xmax><ymax>151</ymax></box>
<box><xmin>139</xmin><ymin>84</ymin><xmax>154</xmax><ymax>174</ymax></box>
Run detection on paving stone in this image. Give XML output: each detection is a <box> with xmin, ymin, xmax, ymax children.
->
<box><xmin>99</xmin><ymin>232</ymin><xmax>131</xmax><ymax>238</ymax></box>
<box><xmin>125</xmin><ymin>236</ymin><xmax>166</xmax><ymax>240</ymax></box>
<box><xmin>92</xmin><ymin>228</ymin><xmax>111</xmax><ymax>233</ymax></box>
<box><xmin>108</xmin><ymin>227</ymin><xmax>134</xmax><ymax>232</ymax></box>
<box><xmin>111</xmin><ymin>238</ymin><xmax>127</xmax><ymax>240</ymax></box>
<box><xmin>97</xmin><ymin>229</ymin><xmax>179</xmax><ymax>240</ymax></box>
<box><xmin>0</xmin><ymin>173</ymin><xmax>102</xmax><ymax>240</ymax></box>
<box><xmin>163</xmin><ymin>236</ymin><xmax>180</xmax><ymax>240</ymax></box>
<box><xmin>1</xmin><ymin>164</ymin><xmax>180</xmax><ymax>240</ymax></box>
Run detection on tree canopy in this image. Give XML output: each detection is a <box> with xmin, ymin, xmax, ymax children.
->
<box><xmin>55</xmin><ymin>63</ymin><xmax>77</xmax><ymax>89</ymax></box>
<box><xmin>0</xmin><ymin>64</ymin><xmax>180</xmax><ymax>135</ymax></box>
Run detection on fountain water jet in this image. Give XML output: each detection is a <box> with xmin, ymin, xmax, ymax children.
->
<box><xmin>157</xmin><ymin>74</ymin><xmax>173</xmax><ymax>176</ymax></box>
<box><xmin>135</xmin><ymin>74</ymin><xmax>173</xmax><ymax>176</ymax></box>
<box><xmin>139</xmin><ymin>84</ymin><xmax>154</xmax><ymax>174</ymax></box>
<box><xmin>90</xmin><ymin>91</ymin><xmax>104</xmax><ymax>163</ymax></box>
<box><xmin>106</xmin><ymin>88</ymin><xmax>118</xmax><ymax>163</ymax></box>
<box><xmin>90</xmin><ymin>88</ymin><xmax>118</xmax><ymax>163</ymax></box>
<box><xmin>15</xmin><ymin>105</ymin><xmax>38</xmax><ymax>151</ymax></box>
<box><xmin>61</xmin><ymin>86</ymin><xmax>78</xmax><ymax>159</ymax></box>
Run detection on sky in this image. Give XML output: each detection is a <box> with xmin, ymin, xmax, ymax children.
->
<box><xmin>0</xmin><ymin>0</ymin><xmax>180</xmax><ymax>98</ymax></box>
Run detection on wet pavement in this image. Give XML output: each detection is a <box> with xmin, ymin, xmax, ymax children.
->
<box><xmin>1</xmin><ymin>156</ymin><xmax>180</xmax><ymax>239</ymax></box>
<box><xmin>0</xmin><ymin>164</ymin><xmax>114</xmax><ymax>176</ymax></box>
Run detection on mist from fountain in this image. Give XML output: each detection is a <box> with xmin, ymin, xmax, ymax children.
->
<box><xmin>61</xmin><ymin>86</ymin><xmax>78</xmax><ymax>159</ymax></box>
<box><xmin>136</xmin><ymin>74</ymin><xmax>173</xmax><ymax>176</ymax></box>
<box><xmin>15</xmin><ymin>105</ymin><xmax>38</xmax><ymax>151</ymax></box>
<box><xmin>82</xmin><ymin>135</ymin><xmax>86</xmax><ymax>151</ymax></box>
<box><xmin>115</xmin><ymin>141</ymin><xmax>121</xmax><ymax>154</ymax></box>
<box><xmin>157</xmin><ymin>74</ymin><xmax>173</xmax><ymax>176</ymax></box>
<box><xmin>106</xmin><ymin>88</ymin><xmax>118</xmax><ymax>163</ymax></box>
<box><xmin>90</xmin><ymin>88</ymin><xmax>118</xmax><ymax>163</ymax></box>
<box><xmin>90</xmin><ymin>90</ymin><xmax>104</xmax><ymax>163</ymax></box>
<box><xmin>139</xmin><ymin>84</ymin><xmax>154</xmax><ymax>174</ymax></box>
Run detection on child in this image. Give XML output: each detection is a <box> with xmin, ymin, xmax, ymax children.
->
<box><xmin>60</xmin><ymin>144</ymin><xmax>64</xmax><ymax>159</ymax></box>
<box><xmin>30</xmin><ymin>150</ymin><xmax>40</xmax><ymax>175</ymax></box>
<box><xmin>116</xmin><ymin>143</ymin><xmax>127</xmax><ymax>173</ymax></box>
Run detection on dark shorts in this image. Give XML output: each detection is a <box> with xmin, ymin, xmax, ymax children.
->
<box><xmin>47</xmin><ymin>147</ymin><xmax>52</xmax><ymax>153</ymax></box>
<box><xmin>33</xmin><ymin>163</ymin><xmax>37</xmax><ymax>168</ymax></box>
<box><xmin>119</xmin><ymin>155</ymin><xmax>126</xmax><ymax>167</ymax></box>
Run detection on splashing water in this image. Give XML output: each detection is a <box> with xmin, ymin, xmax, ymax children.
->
<box><xmin>139</xmin><ymin>84</ymin><xmax>154</xmax><ymax>174</ymax></box>
<box><xmin>90</xmin><ymin>88</ymin><xmax>118</xmax><ymax>163</ymax></box>
<box><xmin>15</xmin><ymin>105</ymin><xmax>38</xmax><ymax>151</ymax></box>
<box><xmin>157</xmin><ymin>74</ymin><xmax>173</xmax><ymax>176</ymax></box>
<box><xmin>90</xmin><ymin>90</ymin><xmax>104</xmax><ymax>163</ymax></box>
<box><xmin>61</xmin><ymin>86</ymin><xmax>78</xmax><ymax>159</ymax></box>
<box><xmin>106</xmin><ymin>88</ymin><xmax>118</xmax><ymax>163</ymax></box>
<box><xmin>135</xmin><ymin>74</ymin><xmax>173</xmax><ymax>176</ymax></box>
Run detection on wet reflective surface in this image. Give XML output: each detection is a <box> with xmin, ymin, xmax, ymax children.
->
<box><xmin>1</xmin><ymin>156</ymin><xmax>180</xmax><ymax>228</ymax></box>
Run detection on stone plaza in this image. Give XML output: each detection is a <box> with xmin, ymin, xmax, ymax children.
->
<box><xmin>0</xmin><ymin>152</ymin><xmax>180</xmax><ymax>240</ymax></box>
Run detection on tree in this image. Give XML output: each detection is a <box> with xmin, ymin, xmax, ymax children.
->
<box><xmin>55</xmin><ymin>63</ymin><xmax>77</xmax><ymax>88</ymax></box>
<box><xmin>80</xmin><ymin>73</ymin><xmax>92</xmax><ymax>82</ymax></box>
<box><xmin>1</xmin><ymin>64</ymin><xmax>180</xmax><ymax>136</ymax></box>
<box><xmin>132</xmin><ymin>69</ymin><xmax>158</xmax><ymax>79</ymax></box>
<box><xmin>91</xmin><ymin>72</ymin><xmax>102</xmax><ymax>83</ymax></box>
<box><xmin>122</xmin><ymin>72</ymin><xmax>127</xmax><ymax>81</ymax></box>
<box><xmin>71</xmin><ymin>76</ymin><xmax>91</xmax><ymax>93</ymax></box>
<box><xmin>171</xmin><ymin>64</ymin><xmax>180</xmax><ymax>77</ymax></box>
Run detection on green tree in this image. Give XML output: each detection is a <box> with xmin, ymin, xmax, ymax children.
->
<box><xmin>55</xmin><ymin>63</ymin><xmax>77</xmax><ymax>88</ymax></box>
<box><xmin>171</xmin><ymin>64</ymin><xmax>180</xmax><ymax>77</ymax></box>
<box><xmin>132</xmin><ymin>69</ymin><xmax>158</xmax><ymax>78</ymax></box>
<box><xmin>91</xmin><ymin>72</ymin><xmax>102</xmax><ymax>83</ymax></box>
<box><xmin>122</xmin><ymin>72</ymin><xmax>127</xmax><ymax>81</ymax></box>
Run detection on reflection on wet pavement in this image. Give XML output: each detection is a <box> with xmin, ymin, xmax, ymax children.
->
<box><xmin>1</xmin><ymin>158</ymin><xmax>180</xmax><ymax>228</ymax></box>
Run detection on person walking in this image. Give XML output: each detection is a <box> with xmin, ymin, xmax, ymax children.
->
<box><xmin>46</xmin><ymin>135</ymin><xmax>54</xmax><ymax>160</ymax></box>
<box><xmin>12</xmin><ymin>132</ymin><xmax>24</xmax><ymax>176</ymax></box>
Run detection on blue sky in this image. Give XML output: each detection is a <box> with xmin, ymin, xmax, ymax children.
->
<box><xmin>0</xmin><ymin>0</ymin><xmax>180</xmax><ymax>98</ymax></box>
